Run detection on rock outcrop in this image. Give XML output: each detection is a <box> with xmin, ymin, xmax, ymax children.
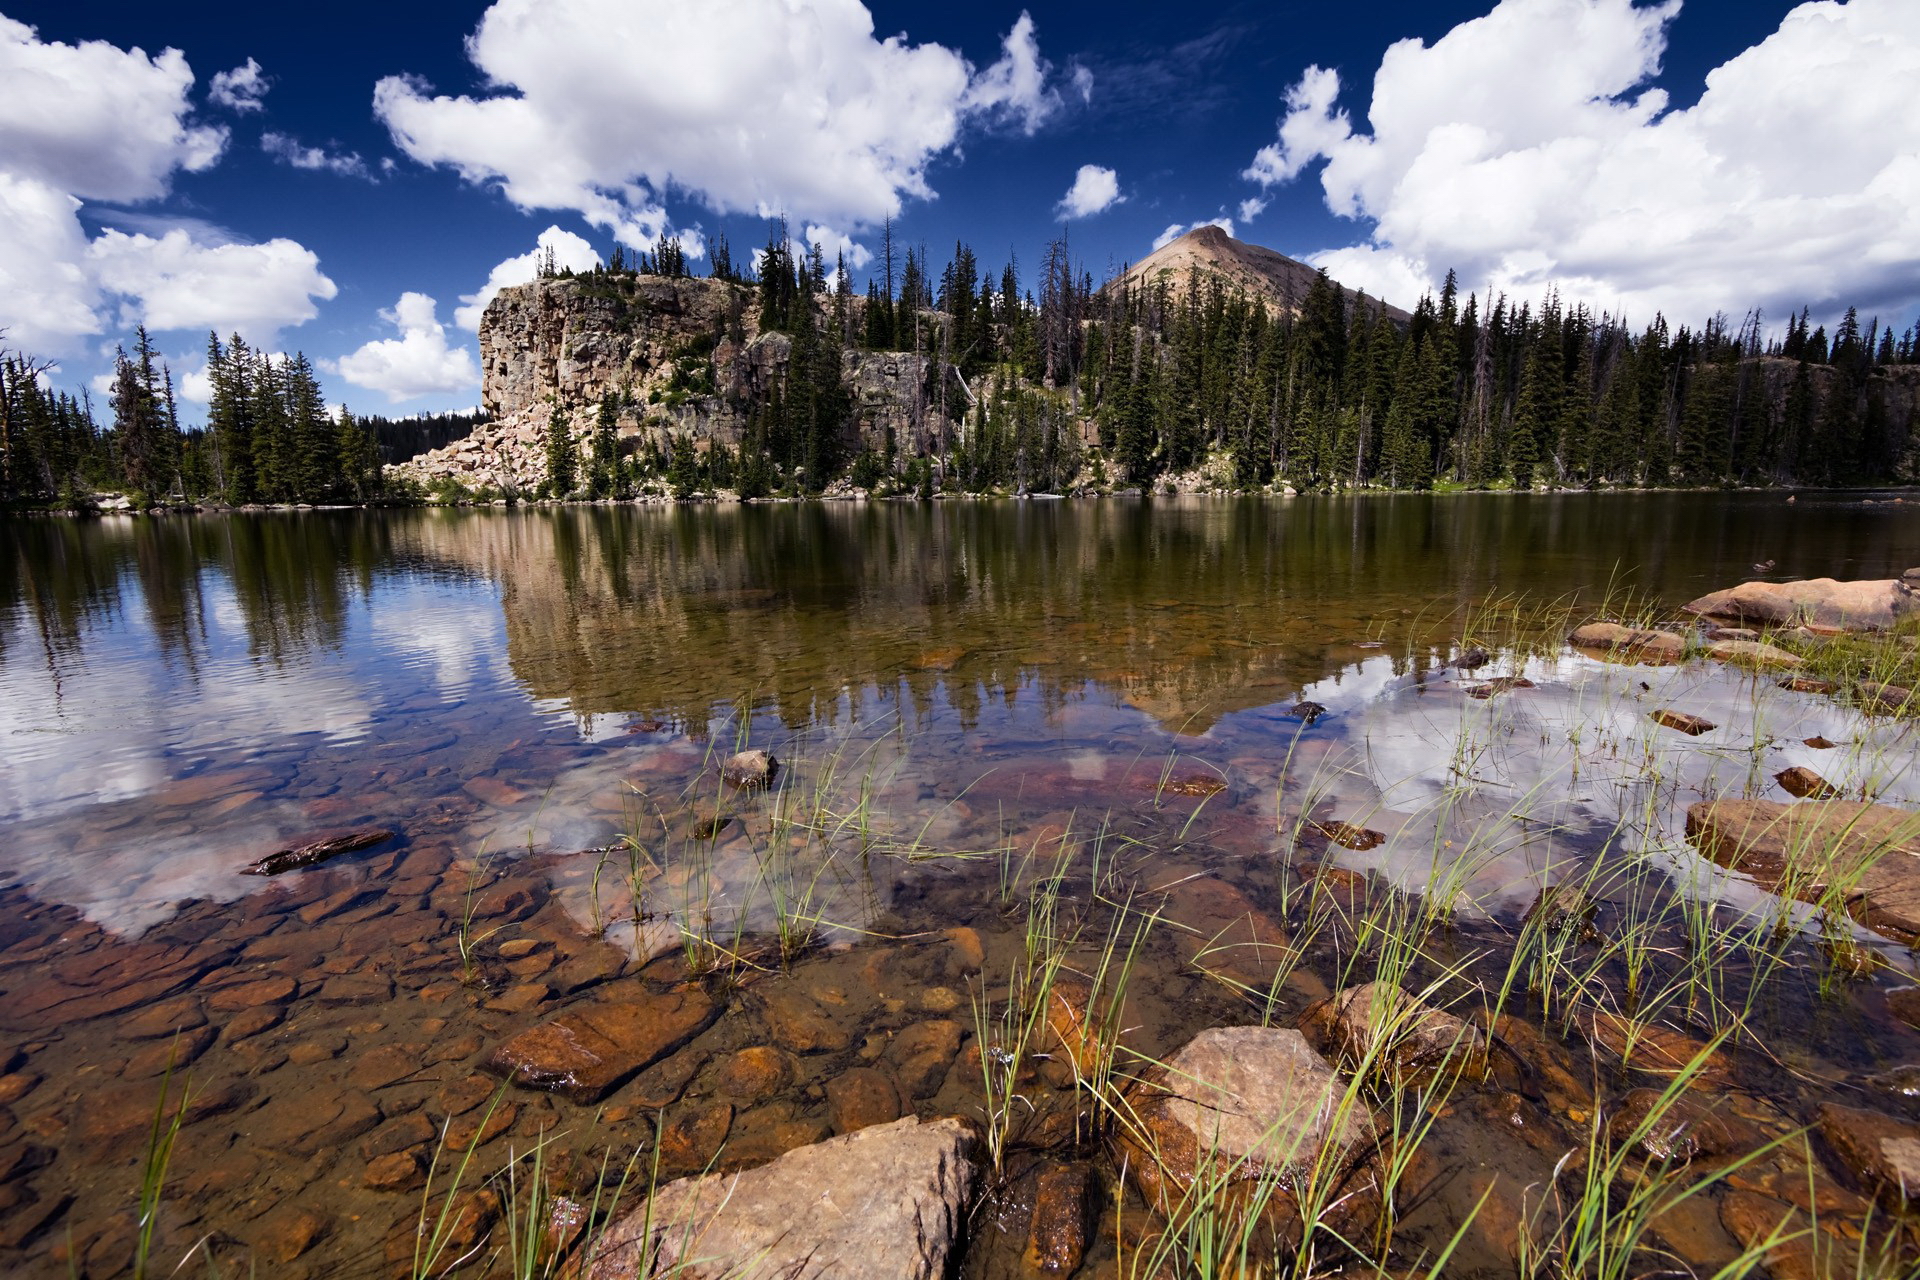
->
<box><xmin>583</xmin><ymin>1115</ymin><xmax>976</xmax><ymax>1280</ymax></box>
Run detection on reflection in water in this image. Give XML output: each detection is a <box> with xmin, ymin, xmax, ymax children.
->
<box><xmin>2</xmin><ymin>493</ymin><xmax>1918</xmax><ymax>933</ymax></box>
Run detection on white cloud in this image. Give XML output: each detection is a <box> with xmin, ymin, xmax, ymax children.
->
<box><xmin>455</xmin><ymin>225</ymin><xmax>601</xmax><ymax>331</ymax></box>
<box><xmin>87</xmin><ymin>227</ymin><xmax>337</xmax><ymax>340</ymax></box>
<box><xmin>1152</xmin><ymin>216</ymin><xmax>1234</xmax><ymax>252</ymax></box>
<box><xmin>332</xmin><ymin>293</ymin><xmax>480</xmax><ymax>402</ymax></box>
<box><xmin>0</xmin><ymin>20</ymin><xmax>333</xmax><ymax>355</ymax></box>
<box><xmin>805</xmin><ymin>223</ymin><xmax>873</xmax><ymax>271</ymax></box>
<box><xmin>1057</xmin><ymin>164</ymin><xmax>1122</xmax><ymax>218</ymax></box>
<box><xmin>177</xmin><ymin>362</ymin><xmax>214</xmax><ymax>404</ymax></box>
<box><xmin>373</xmin><ymin>0</ymin><xmax>1069</xmax><ymax>245</ymax></box>
<box><xmin>262</xmin><ymin>132</ymin><xmax>372</xmax><ymax>180</ymax></box>
<box><xmin>1244</xmin><ymin>0</ymin><xmax>1920</xmax><ymax>322</ymax></box>
<box><xmin>208</xmin><ymin>57</ymin><xmax>268</xmax><ymax>113</ymax></box>
<box><xmin>1237</xmin><ymin>196</ymin><xmax>1268</xmax><ymax>222</ymax></box>
<box><xmin>1070</xmin><ymin>64</ymin><xmax>1094</xmax><ymax>105</ymax></box>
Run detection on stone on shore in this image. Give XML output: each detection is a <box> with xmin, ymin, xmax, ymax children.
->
<box><xmin>1568</xmin><ymin>622</ymin><xmax>1686</xmax><ymax>664</ymax></box>
<box><xmin>1704</xmin><ymin>639</ymin><xmax>1804</xmax><ymax>671</ymax></box>
<box><xmin>484</xmin><ymin>987</ymin><xmax>719</xmax><ymax>1103</ymax></box>
<box><xmin>1686</xmin><ymin>798</ymin><xmax>1920</xmax><ymax>944</ymax></box>
<box><xmin>582</xmin><ymin>1116</ymin><xmax>976</xmax><ymax>1280</ymax></box>
<box><xmin>1683</xmin><ymin>577</ymin><xmax>1916</xmax><ymax>632</ymax></box>
<box><xmin>1118</xmin><ymin>1027</ymin><xmax>1374</xmax><ymax>1244</ymax></box>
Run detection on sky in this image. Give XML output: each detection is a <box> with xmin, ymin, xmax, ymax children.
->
<box><xmin>3</xmin><ymin>0</ymin><xmax>1917</xmax><ymax>422</ymax></box>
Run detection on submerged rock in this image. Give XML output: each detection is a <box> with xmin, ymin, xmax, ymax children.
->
<box><xmin>721</xmin><ymin>749</ymin><xmax>778</xmax><ymax>790</ymax></box>
<box><xmin>1118</xmin><ymin>1026</ymin><xmax>1374</xmax><ymax>1244</ymax></box>
<box><xmin>1023</xmin><ymin>1161</ymin><xmax>1094</xmax><ymax>1274</ymax></box>
<box><xmin>1683</xmin><ymin>577</ymin><xmax>1917</xmax><ymax>632</ymax></box>
<box><xmin>484</xmin><ymin>987</ymin><xmax>719</xmax><ymax>1103</ymax></box>
<box><xmin>1775</xmin><ymin>766</ymin><xmax>1840</xmax><ymax>800</ymax></box>
<box><xmin>1686</xmin><ymin>798</ymin><xmax>1920</xmax><ymax>944</ymax></box>
<box><xmin>1466</xmin><ymin>675</ymin><xmax>1535</xmax><ymax>700</ymax></box>
<box><xmin>1305</xmin><ymin>982</ymin><xmax>1487</xmax><ymax>1083</ymax></box>
<box><xmin>1309</xmin><ymin>820</ymin><xmax>1386</xmax><ymax>851</ymax></box>
<box><xmin>583</xmin><ymin>1116</ymin><xmax>976</xmax><ymax>1280</ymax></box>
<box><xmin>1568</xmin><ymin>622</ymin><xmax>1686</xmax><ymax>664</ymax></box>
<box><xmin>241</xmin><ymin>827</ymin><xmax>393</xmax><ymax>875</ymax></box>
<box><xmin>1522</xmin><ymin>882</ymin><xmax>1601</xmax><ymax>941</ymax></box>
<box><xmin>1816</xmin><ymin>1103</ymin><xmax>1920</xmax><ymax>1206</ymax></box>
<box><xmin>1651</xmin><ymin>709</ymin><xmax>1716</xmax><ymax>736</ymax></box>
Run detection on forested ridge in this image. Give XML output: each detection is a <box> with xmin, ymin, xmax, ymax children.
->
<box><xmin>4</xmin><ymin>223</ymin><xmax>1918</xmax><ymax>510</ymax></box>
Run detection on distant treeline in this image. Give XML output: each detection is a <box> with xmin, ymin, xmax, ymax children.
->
<box><xmin>363</xmin><ymin>410</ymin><xmax>489</xmax><ymax>465</ymax></box>
<box><xmin>543</xmin><ymin>222</ymin><xmax>1920</xmax><ymax>496</ymax></box>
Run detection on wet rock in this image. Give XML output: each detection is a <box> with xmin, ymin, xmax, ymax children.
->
<box><xmin>1522</xmin><ymin>882</ymin><xmax>1601</xmax><ymax>941</ymax></box>
<box><xmin>757</xmin><ymin>984</ymin><xmax>854</xmax><ymax>1054</ymax></box>
<box><xmin>364</xmin><ymin>1149</ymin><xmax>427</xmax><ymax>1192</ymax></box>
<box><xmin>725</xmin><ymin>1104</ymin><xmax>832</xmax><ymax>1167</ymax></box>
<box><xmin>439</xmin><ymin>1072</ymin><xmax>498</xmax><ymax>1117</ymax></box>
<box><xmin>1467</xmin><ymin>675</ymin><xmax>1536</xmax><ymax>700</ymax></box>
<box><xmin>485</xmin><ymin>987</ymin><xmax>720</xmax><ymax>1103</ymax></box>
<box><xmin>446</xmin><ymin>1101</ymin><xmax>518</xmax><ymax>1149</ymax></box>
<box><xmin>1306</xmin><ymin>982</ymin><xmax>1487</xmax><ymax>1083</ymax></box>
<box><xmin>241</xmin><ymin>826</ymin><xmax>393</xmax><ymax>875</ymax></box>
<box><xmin>1042</xmin><ymin>978</ymin><xmax>1102</xmax><ymax>1079</ymax></box>
<box><xmin>1454</xmin><ymin>646</ymin><xmax>1491</xmax><ymax>670</ymax></box>
<box><xmin>1781</xmin><ymin>675</ymin><xmax>1840</xmax><ymax>695</ymax></box>
<box><xmin>943</xmin><ymin>926</ymin><xmax>985</xmax><ymax>976</ymax></box>
<box><xmin>1865</xmin><ymin>1064</ymin><xmax>1920</xmax><ymax>1098</ymax></box>
<box><xmin>1568</xmin><ymin>622</ymin><xmax>1686</xmax><ymax>663</ymax></box>
<box><xmin>1803</xmin><ymin>735</ymin><xmax>1841</xmax><ymax>749</ymax></box>
<box><xmin>1290</xmin><ymin>700</ymin><xmax>1327</xmax><ymax>724</ymax></box>
<box><xmin>206</xmin><ymin>973</ymin><xmax>297</xmax><ymax>1012</ymax></box>
<box><xmin>124</xmin><ymin>1023</ymin><xmax>217</xmax><ymax>1079</ymax></box>
<box><xmin>715</xmin><ymin>1046</ymin><xmax>795</xmax><ymax>1103</ymax></box>
<box><xmin>721</xmin><ymin>749</ymin><xmax>778</xmax><ymax>790</ymax></box>
<box><xmin>122</xmin><ymin>995</ymin><xmax>206</xmax><ymax>1041</ymax></box>
<box><xmin>583</xmin><ymin>1116</ymin><xmax>976</xmax><ymax>1280</ymax></box>
<box><xmin>1606</xmin><ymin>1088</ymin><xmax>1739</xmax><ymax>1163</ymax></box>
<box><xmin>1816</xmin><ymin>1102</ymin><xmax>1920</xmax><ymax>1206</ymax></box>
<box><xmin>1024</xmin><ymin>1161</ymin><xmax>1093</xmax><ymax>1274</ymax></box>
<box><xmin>1854</xmin><ymin>681</ymin><xmax>1916</xmax><ymax>716</ymax></box>
<box><xmin>252</xmin><ymin>1205</ymin><xmax>328</xmax><ymax>1264</ymax></box>
<box><xmin>1574</xmin><ymin>1009</ymin><xmax>1733</xmax><ymax>1090</ymax></box>
<box><xmin>659</xmin><ymin>1101</ymin><xmax>734</xmax><ymax>1176</ymax></box>
<box><xmin>362</xmin><ymin>1111</ymin><xmax>437</xmax><ymax>1159</ymax></box>
<box><xmin>1687</xmin><ymin>798</ymin><xmax>1920</xmax><ymax>944</ymax></box>
<box><xmin>222</xmin><ymin>1005</ymin><xmax>284</xmax><ymax>1041</ymax></box>
<box><xmin>1776</xmin><ymin>765</ymin><xmax>1840</xmax><ymax>799</ymax></box>
<box><xmin>483</xmin><ymin>982</ymin><xmax>550</xmax><ymax>1014</ymax></box>
<box><xmin>80</xmin><ymin>1078</ymin><xmax>256</xmax><ymax>1146</ymax></box>
<box><xmin>826</xmin><ymin>1067</ymin><xmax>905</xmax><ymax>1135</ymax></box>
<box><xmin>349</xmin><ymin>1044</ymin><xmax>424</xmax><ymax>1091</ymax></box>
<box><xmin>1705</xmin><ymin>638</ymin><xmax>1805</xmax><ymax>671</ymax></box>
<box><xmin>1118</xmin><ymin>1027</ymin><xmax>1373</xmax><ymax>1241</ymax></box>
<box><xmin>1684</xmin><ymin>577</ymin><xmax>1916</xmax><ymax>632</ymax></box>
<box><xmin>887</xmin><ymin>1020</ymin><xmax>964</xmax><ymax>1098</ymax></box>
<box><xmin>1166</xmin><ymin>875</ymin><xmax>1295</xmax><ymax>993</ymax></box>
<box><xmin>1651</xmin><ymin>709</ymin><xmax>1716</xmax><ymax>735</ymax></box>
<box><xmin>1309</xmin><ymin>820</ymin><xmax>1386</xmax><ymax>851</ymax></box>
<box><xmin>0</xmin><ymin>1072</ymin><xmax>41</xmax><ymax>1105</ymax></box>
<box><xmin>1156</xmin><ymin>773</ymin><xmax>1227</xmax><ymax>798</ymax></box>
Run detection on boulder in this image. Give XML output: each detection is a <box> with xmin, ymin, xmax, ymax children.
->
<box><xmin>1305</xmin><ymin>983</ymin><xmax>1487</xmax><ymax>1083</ymax></box>
<box><xmin>1705</xmin><ymin>639</ymin><xmax>1804</xmax><ymax>671</ymax></box>
<box><xmin>484</xmin><ymin>987</ymin><xmax>719</xmax><ymax>1103</ymax></box>
<box><xmin>721</xmin><ymin>749</ymin><xmax>778</xmax><ymax>790</ymax></box>
<box><xmin>582</xmin><ymin>1116</ymin><xmax>976</xmax><ymax>1280</ymax></box>
<box><xmin>1686</xmin><ymin>799</ymin><xmax>1920</xmax><ymax>944</ymax></box>
<box><xmin>1682</xmin><ymin>577</ymin><xmax>1915</xmax><ymax>632</ymax></box>
<box><xmin>1118</xmin><ymin>1027</ymin><xmax>1374</xmax><ymax>1244</ymax></box>
<box><xmin>1568</xmin><ymin>622</ymin><xmax>1687</xmax><ymax>664</ymax></box>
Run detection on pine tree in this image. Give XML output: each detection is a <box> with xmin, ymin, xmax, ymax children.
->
<box><xmin>544</xmin><ymin>401</ymin><xmax>577</xmax><ymax>496</ymax></box>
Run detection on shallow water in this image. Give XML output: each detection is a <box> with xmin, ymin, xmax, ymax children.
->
<box><xmin>3</xmin><ymin>493</ymin><xmax>1920</xmax><ymax>1276</ymax></box>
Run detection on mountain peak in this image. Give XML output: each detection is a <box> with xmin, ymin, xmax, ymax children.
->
<box><xmin>1112</xmin><ymin>226</ymin><xmax>1410</xmax><ymax>322</ymax></box>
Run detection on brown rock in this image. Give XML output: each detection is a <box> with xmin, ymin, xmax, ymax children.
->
<box><xmin>1167</xmin><ymin>875</ymin><xmax>1294</xmax><ymax>992</ymax></box>
<box><xmin>1307</xmin><ymin>982</ymin><xmax>1487</xmax><ymax>1083</ymax></box>
<box><xmin>1467</xmin><ymin>675</ymin><xmax>1536</xmax><ymax>700</ymax></box>
<box><xmin>1606</xmin><ymin>1088</ymin><xmax>1739</xmax><ymax>1163</ymax></box>
<box><xmin>1575</xmin><ymin>1009</ymin><xmax>1733</xmax><ymax>1089</ymax></box>
<box><xmin>1683</xmin><ymin>577</ymin><xmax>1915</xmax><ymax>632</ymax></box>
<box><xmin>1776</xmin><ymin>766</ymin><xmax>1839</xmax><ymax>800</ymax></box>
<box><xmin>584</xmin><ymin>1116</ymin><xmax>976</xmax><ymax>1280</ymax></box>
<box><xmin>1854</xmin><ymin>681</ymin><xmax>1916</xmax><ymax>716</ymax></box>
<box><xmin>446</xmin><ymin>1101</ymin><xmax>517</xmax><ymax>1150</ymax></box>
<box><xmin>720</xmin><ymin>749</ymin><xmax>778</xmax><ymax>790</ymax></box>
<box><xmin>1651</xmin><ymin>709</ymin><xmax>1716</xmax><ymax>735</ymax></box>
<box><xmin>122</xmin><ymin>996</ymin><xmax>206</xmax><ymax>1041</ymax></box>
<box><xmin>826</xmin><ymin>1067</ymin><xmax>905</xmax><ymax>1135</ymax></box>
<box><xmin>362</xmin><ymin>1111</ymin><xmax>437</xmax><ymax>1160</ymax></box>
<box><xmin>364</xmin><ymin>1149</ymin><xmax>427</xmax><ymax>1192</ymax></box>
<box><xmin>1024</xmin><ymin>1161</ymin><xmax>1093</xmax><ymax>1274</ymax></box>
<box><xmin>241</xmin><ymin>826</ymin><xmax>392</xmax><ymax>875</ymax></box>
<box><xmin>349</xmin><ymin>1043</ymin><xmax>424</xmax><ymax>1091</ymax></box>
<box><xmin>1042</xmin><ymin>979</ymin><xmax>1102</xmax><ymax>1080</ymax></box>
<box><xmin>439</xmin><ymin>1073</ymin><xmax>499</xmax><ymax>1118</ymax></box>
<box><xmin>1569</xmin><ymin>622</ymin><xmax>1686</xmax><ymax>664</ymax></box>
<box><xmin>1781</xmin><ymin>676</ymin><xmax>1840</xmax><ymax>695</ymax></box>
<box><xmin>1705</xmin><ymin>639</ymin><xmax>1805</xmax><ymax>671</ymax></box>
<box><xmin>757</xmin><ymin>985</ymin><xmax>854</xmax><ymax>1054</ymax></box>
<box><xmin>1308</xmin><ymin>820</ymin><xmax>1387</xmax><ymax>851</ymax></box>
<box><xmin>0</xmin><ymin>1072</ymin><xmax>41</xmax><ymax>1104</ymax></box>
<box><xmin>1687</xmin><ymin>798</ymin><xmax>1920</xmax><ymax>944</ymax></box>
<box><xmin>124</xmin><ymin>1023</ymin><xmax>217</xmax><ymax>1079</ymax></box>
<box><xmin>1522</xmin><ymin>882</ymin><xmax>1600</xmax><ymax>940</ymax></box>
<box><xmin>886</xmin><ymin>1020</ymin><xmax>963</xmax><ymax>1098</ymax></box>
<box><xmin>1816</xmin><ymin>1102</ymin><xmax>1920</xmax><ymax>1206</ymax></box>
<box><xmin>715</xmin><ymin>1046</ymin><xmax>795</xmax><ymax>1103</ymax></box>
<box><xmin>658</xmin><ymin>1101</ymin><xmax>733</xmax><ymax>1177</ymax></box>
<box><xmin>207</xmin><ymin>974</ymin><xmax>298</xmax><ymax>1012</ymax></box>
<box><xmin>943</xmin><ymin>927</ymin><xmax>985</xmax><ymax>976</ymax></box>
<box><xmin>223</xmin><ymin>1005</ymin><xmax>284</xmax><ymax>1041</ymax></box>
<box><xmin>485</xmin><ymin>987</ymin><xmax>720</xmax><ymax>1103</ymax></box>
<box><xmin>253</xmin><ymin>1206</ymin><xmax>329</xmax><ymax>1264</ymax></box>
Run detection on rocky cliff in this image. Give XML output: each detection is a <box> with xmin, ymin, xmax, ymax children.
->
<box><xmin>396</xmin><ymin>274</ymin><xmax>933</xmax><ymax>491</ymax></box>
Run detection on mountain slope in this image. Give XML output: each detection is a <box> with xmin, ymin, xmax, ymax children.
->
<box><xmin>1110</xmin><ymin>225</ymin><xmax>1411</xmax><ymax>321</ymax></box>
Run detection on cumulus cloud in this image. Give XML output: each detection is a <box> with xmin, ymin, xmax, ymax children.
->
<box><xmin>1243</xmin><ymin>0</ymin><xmax>1920</xmax><ymax>321</ymax></box>
<box><xmin>1070</xmin><ymin>64</ymin><xmax>1095</xmax><ymax>105</ymax></box>
<box><xmin>0</xmin><ymin>19</ymin><xmax>332</xmax><ymax>354</ymax></box>
<box><xmin>87</xmin><ymin>227</ymin><xmax>337</xmax><ymax>338</ymax></box>
<box><xmin>804</xmin><ymin>224</ymin><xmax>873</xmax><ymax>271</ymax></box>
<box><xmin>332</xmin><ymin>293</ymin><xmax>480</xmax><ymax>402</ymax></box>
<box><xmin>262</xmin><ymin>132</ymin><xmax>373</xmax><ymax>179</ymax></box>
<box><xmin>208</xmin><ymin>57</ymin><xmax>268</xmax><ymax>112</ymax></box>
<box><xmin>1152</xmin><ymin>216</ymin><xmax>1233</xmax><ymax>252</ymax></box>
<box><xmin>1237</xmin><ymin>195</ymin><xmax>1268</xmax><ymax>222</ymax></box>
<box><xmin>1057</xmin><ymin>164</ymin><xmax>1122</xmax><ymax>218</ymax></box>
<box><xmin>374</xmin><ymin>0</ymin><xmax>1070</xmax><ymax>246</ymax></box>
<box><xmin>455</xmin><ymin>225</ymin><xmax>602</xmax><ymax>331</ymax></box>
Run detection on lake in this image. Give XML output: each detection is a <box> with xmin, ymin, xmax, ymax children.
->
<box><xmin>3</xmin><ymin>493</ymin><xmax>1919</xmax><ymax>1277</ymax></box>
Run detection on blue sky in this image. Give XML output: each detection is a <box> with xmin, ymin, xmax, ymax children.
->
<box><xmin>3</xmin><ymin>0</ymin><xmax>1914</xmax><ymax>420</ymax></box>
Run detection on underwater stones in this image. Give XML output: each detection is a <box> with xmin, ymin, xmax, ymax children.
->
<box><xmin>207</xmin><ymin>974</ymin><xmax>297</xmax><ymax>1012</ymax></box>
<box><xmin>123</xmin><ymin>1024</ymin><xmax>217</xmax><ymax>1079</ymax></box>
<box><xmin>1683</xmin><ymin>577</ymin><xmax>1915</xmax><ymax>632</ymax></box>
<box><xmin>1568</xmin><ymin>622</ymin><xmax>1687</xmax><ymax>663</ymax></box>
<box><xmin>1574</xmin><ymin>1010</ymin><xmax>1734</xmax><ymax>1090</ymax></box>
<box><xmin>1705</xmin><ymin>638</ymin><xmax>1805</xmax><ymax>671</ymax></box>
<box><xmin>1289</xmin><ymin>700</ymin><xmax>1327</xmax><ymax>723</ymax></box>
<box><xmin>1816</xmin><ymin>1103</ymin><xmax>1920</xmax><ymax>1206</ymax></box>
<box><xmin>657</xmin><ymin>1101</ymin><xmax>734</xmax><ymax>1176</ymax></box>
<box><xmin>721</xmin><ymin>749</ymin><xmax>778</xmax><ymax>790</ymax></box>
<box><xmin>1522</xmin><ymin>882</ymin><xmax>1601</xmax><ymax>941</ymax></box>
<box><xmin>1454</xmin><ymin>646</ymin><xmax>1490</xmax><ymax>670</ymax></box>
<box><xmin>252</xmin><ymin>1205</ymin><xmax>329</xmax><ymax>1264</ymax></box>
<box><xmin>1041</xmin><ymin>978</ymin><xmax>1101</xmax><ymax>1079</ymax></box>
<box><xmin>887</xmin><ymin>1019</ymin><xmax>964</xmax><ymax>1098</ymax></box>
<box><xmin>1306</xmin><ymin>983</ymin><xmax>1487</xmax><ymax>1083</ymax></box>
<box><xmin>1466</xmin><ymin>675</ymin><xmax>1535</xmax><ymax>700</ymax></box>
<box><xmin>1780</xmin><ymin>675</ymin><xmax>1839</xmax><ymax>695</ymax></box>
<box><xmin>122</xmin><ymin>995</ymin><xmax>205</xmax><ymax>1041</ymax></box>
<box><xmin>756</xmin><ymin>984</ymin><xmax>854</xmax><ymax>1054</ymax></box>
<box><xmin>1309</xmin><ymin>820</ymin><xmax>1386</xmax><ymax>851</ymax></box>
<box><xmin>1687</xmin><ymin>798</ymin><xmax>1920</xmax><ymax>944</ymax></box>
<box><xmin>484</xmin><ymin>987</ymin><xmax>720</xmax><ymax>1104</ymax></box>
<box><xmin>240</xmin><ymin>826</ymin><xmax>393</xmax><ymax>875</ymax></box>
<box><xmin>1023</xmin><ymin>1161</ymin><xmax>1094</xmax><ymax>1274</ymax></box>
<box><xmin>1606</xmin><ymin>1088</ymin><xmax>1741</xmax><ymax>1163</ymax></box>
<box><xmin>363</xmin><ymin>1149</ymin><xmax>427</xmax><ymax>1193</ymax></box>
<box><xmin>1119</xmin><ymin>1027</ymin><xmax>1373</xmax><ymax>1237</ymax></box>
<box><xmin>714</xmin><ymin>1046</ymin><xmax>795</xmax><ymax>1103</ymax></box>
<box><xmin>1775</xmin><ymin>766</ymin><xmax>1840</xmax><ymax>800</ymax></box>
<box><xmin>826</xmin><ymin>1066</ymin><xmax>905</xmax><ymax>1134</ymax></box>
<box><xmin>1651</xmin><ymin>709</ymin><xmax>1716</xmax><ymax>735</ymax></box>
<box><xmin>583</xmin><ymin>1116</ymin><xmax>977</xmax><ymax>1280</ymax></box>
